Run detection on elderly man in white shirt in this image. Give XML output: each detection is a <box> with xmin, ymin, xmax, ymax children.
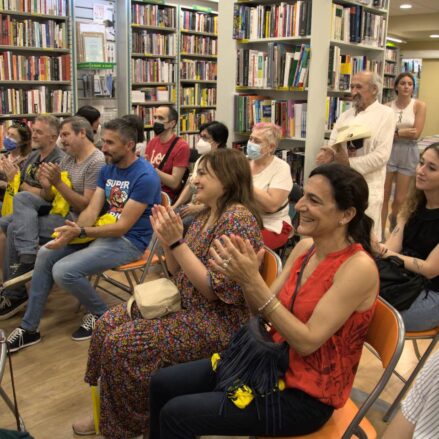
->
<box><xmin>318</xmin><ymin>70</ymin><xmax>396</xmax><ymax>240</ymax></box>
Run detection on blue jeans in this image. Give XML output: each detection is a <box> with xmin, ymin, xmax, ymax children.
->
<box><xmin>21</xmin><ymin>237</ymin><xmax>142</xmax><ymax>331</ymax></box>
<box><xmin>0</xmin><ymin>191</ymin><xmax>71</xmax><ymax>299</ymax></box>
<box><xmin>400</xmin><ymin>290</ymin><xmax>439</xmax><ymax>331</ymax></box>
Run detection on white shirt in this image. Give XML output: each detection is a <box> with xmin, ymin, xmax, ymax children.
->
<box><xmin>252</xmin><ymin>156</ymin><xmax>293</xmax><ymax>234</ymax></box>
<box><xmin>329</xmin><ymin>100</ymin><xmax>396</xmax><ymax>239</ymax></box>
<box><xmin>401</xmin><ymin>351</ymin><xmax>439</xmax><ymax>438</ymax></box>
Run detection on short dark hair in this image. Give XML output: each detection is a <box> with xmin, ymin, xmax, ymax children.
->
<box><xmin>394</xmin><ymin>72</ymin><xmax>416</xmax><ymax>95</ymax></box>
<box><xmin>61</xmin><ymin>116</ymin><xmax>94</xmax><ymax>142</ymax></box>
<box><xmin>121</xmin><ymin>114</ymin><xmax>145</xmax><ymax>143</ymax></box>
<box><xmin>76</xmin><ymin>105</ymin><xmax>101</xmax><ymax>125</ymax></box>
<box><xmin>199</xmin><ymin>121</ymin><xmax>229</xmax><ymax>148</ymax></box>
<box><xmin>160</xmin><ymin>105</ymin><xmax>178</xmax><ymax>128</ymax></box>
<box><xmin>103</xmin><ymin>118</ymin><xmax>138</xmax><ymax>150</ymax></box>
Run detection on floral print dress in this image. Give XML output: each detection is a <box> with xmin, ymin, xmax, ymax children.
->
<box><xmin>84</xmin><ymin>205</ymin><xmax>263</xmax><ymax>439</ymax></box>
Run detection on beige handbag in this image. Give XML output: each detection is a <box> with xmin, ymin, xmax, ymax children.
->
<box><xmin>126</xmin><ymin>278</ymin><xmax>181</xmax><ymax>319</ymax></box>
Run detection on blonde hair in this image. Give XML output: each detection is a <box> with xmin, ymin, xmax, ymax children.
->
<box><xmin>252</xmin><ymin>122</ymin><xmax>282</xmax><ymax>149</ymax></box>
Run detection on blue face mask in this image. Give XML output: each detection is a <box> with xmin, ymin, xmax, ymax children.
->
<box><xmin>246</xmin><ymin>141</ymin><xmax>263</xmax><ymax>160</ymax></box>
<box><xmin>3</xmin><ymin>137</ymin><xmax>17</xmax><ymax>152</ymax></box>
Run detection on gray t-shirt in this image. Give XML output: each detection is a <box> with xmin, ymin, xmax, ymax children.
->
<box><xmin>20</xmin><ymin>147</ymin><xmax>65</xmax><ymax>188</ymax></box>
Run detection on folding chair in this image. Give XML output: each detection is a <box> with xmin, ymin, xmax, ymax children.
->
<box><xmin>383</xmin><ymin>324</ymin><xmax>439</xmax><ymax>422</ymax></box>
<box><xmin>259</xmin><ymin>298</ymin><xmax>405</xmax><ymax>439</ymax></box>
<box><xmin>260</xmin><ymin>245</ymin><xmax>282</xmax><ymax>287</ymax></box>
<box><xmin>94</xmin><ymin>192</ymin><xmax>171</xmax><ymax>300</ymax></box>
<box><xmin>0</xmin><ymin>329</ymin><xmax>26</xmax><ymax>433</ymax></box>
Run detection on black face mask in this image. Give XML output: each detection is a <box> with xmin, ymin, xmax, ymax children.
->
<box><xmin>153</xmin><ymin>122</ymin><xmax>165</xmax><ymax>135</ymax></box>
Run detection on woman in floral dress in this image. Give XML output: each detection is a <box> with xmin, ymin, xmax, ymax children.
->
<box><xmin>73</xmin><ymin>148</ymin><xmax>263</xmax><ymax>439</ymax></box>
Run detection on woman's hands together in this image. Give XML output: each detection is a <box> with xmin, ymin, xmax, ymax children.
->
<box><xmin>209</xmin><ymin>234</ymin><xmax>265</xmax><ymax>286</ymax></box>
<box><xmin>151</xmin><ymin>204</ymin><xmax>184</xmax><ymax>247</ymax></box>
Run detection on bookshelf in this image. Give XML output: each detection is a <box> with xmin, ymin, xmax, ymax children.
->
<box><xmin>217</xmin><ymin>0</ymin><xmax>390</xmax><ymax>183</ymax></box>
<box><xmin>0</xmin><ymin>1</ymin><xmax>75</xmax><ymax>123</ymax></box>
<box><xmin>179</xmin><ymin>5</ymin><xmax>218</xmax><ymax>147</ymax></box>
<box><xmin>401</xmin><ymin>58</ymin><xmax>421</xmax><ymax>98</ymax></box>
<box><xmin>382</xmin><ymin>44</ymin><xmax>399</xmax><ymax>102</ymax></box>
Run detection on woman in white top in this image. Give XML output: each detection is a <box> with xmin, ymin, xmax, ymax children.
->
<box><xmin>247</xmin><ymin>122</ymin><xmax>293</xmax><ymax>249</ymax></box>
<box><xmin>382</xmin><ymin>73</ymin><xmax>427</xmax><ymax>237</ymax></box>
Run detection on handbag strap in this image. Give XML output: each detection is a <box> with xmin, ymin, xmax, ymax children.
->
<box><xmin>157</xmin><ymin>136</ymin><xmax>180</xmax><ymax>171</ymax></box>
<box><xmin>288</xmin><ymin>244</ymin><xmax>315</xmax><ymax>313</ymax></box>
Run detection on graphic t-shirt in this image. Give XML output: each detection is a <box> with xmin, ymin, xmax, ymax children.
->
<box><xmin>145</xmin><ymin>135</ymin><xmax>190</xmax><ymax>199</ymax></box>
<box><xmin>97</xmin><ymin>157</ymin><xmax>161</xmax><ymax>251</ymax></box>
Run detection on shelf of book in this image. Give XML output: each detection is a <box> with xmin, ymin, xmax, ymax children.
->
<box><xmin>178</xmin><ymin>5</ymin><xmax>218</xmax><ymax>138</ymax></box>
<box><xmin>0</xmin><ymin>0</ymin><xmax>74</xmax><ymax>124</ymax></box>
<box><xmin>382</xmin><ymin>44</ymin><xmax>399</xmax><ymax>102</ymax></box>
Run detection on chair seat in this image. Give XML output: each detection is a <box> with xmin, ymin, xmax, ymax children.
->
<box><xmin>114</xmin><ymin>250</ymin><xmax>160</xmax><ymax>271</ymax></box>
<box><xmin>406</xmin><ymin>326</ymin><xmax>439</xmax><ymax>339</ymax></box>
<box><xmin>261</xmin><ymin>399</ymin><xmax>376</xmax><ymax>439</ymax></box>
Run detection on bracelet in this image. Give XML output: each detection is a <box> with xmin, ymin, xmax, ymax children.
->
<box><xmin>258</xmin><ymin>293</ymin><xmax>277</xmax><ymax>313</ymax></box>
<box><xmin>265</xmin><ymin>299</ymin><xmax>282</xmax><ymax>316</ymax></box>
<box><xmin>169</xmin><ymin>239</ymin><xmax>185</xmax><ymax>250</ymax></box>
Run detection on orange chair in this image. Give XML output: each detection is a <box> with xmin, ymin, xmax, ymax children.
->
<box><xmin>261</xmin><ymin>246</ymin><xmax>283</xmax><ymax>287</ymax></box>
<box><xmin>94</xmin><ymin>192</ymin><xmax>171</xmax><ymax>299</ymax></box>
<box><xmin>260</xmin><ymin>298</ymin><xmax>405</xmax><ymax>439</ymax></box>
<box><xmin>383</xmin><ymin>324</ymin><xmax>439</xmax><ymax>422</ymax></box>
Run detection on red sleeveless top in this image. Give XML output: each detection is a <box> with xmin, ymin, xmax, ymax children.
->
<box><xmin>271</xmin><ymin>243</ymin><xmax>377</xmax><ymax>408</ymax></box>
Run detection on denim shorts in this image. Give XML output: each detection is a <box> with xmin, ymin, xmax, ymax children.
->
<box><xmin>387</xmin><ymin>140</ymin><xmax>420</xmax><ymax>176</ymax></box>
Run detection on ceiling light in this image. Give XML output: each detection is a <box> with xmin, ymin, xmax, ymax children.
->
<box><xmin>387</xmin><ymin>36</ymin><xmax>404</xmax><ymax>43</ymax></box>
<box><xmin>400</xmin><ymin>4</ymin><xmax>412</xmax><ymax>8</ymax></box>
<box><xmin>430</xmin><ymin>34</ymin><xmax>439</xmax><ymax>38</ymax></box>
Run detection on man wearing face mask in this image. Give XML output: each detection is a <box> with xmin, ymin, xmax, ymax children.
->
<box><xmin>173</xmin><ymin>121</ymin><xmax>229</xmax><ymax>224</ymax></box>
<box><xmin>320</xmin><ymin>70</ymin><xmax>395</xmax><ymax>240</ymax></box>
<box><xmin>145</xmin><ymin>106</ymin><xmax>190</xmax><ymax>201</ymax></box>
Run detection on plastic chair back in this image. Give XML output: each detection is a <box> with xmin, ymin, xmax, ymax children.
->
<box><xmin>260</xmin><ymin>245</ymin><xmax>282</xmax><ymax>287</ymax></box>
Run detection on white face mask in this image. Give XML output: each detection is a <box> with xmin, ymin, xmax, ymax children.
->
<box><xmin>196</xmin><ymin>138</ymin><xmax>212</xmax><ymax>155</ymax></box>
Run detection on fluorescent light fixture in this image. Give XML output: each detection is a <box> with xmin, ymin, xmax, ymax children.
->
<box><xmin>430</xmin><ymin>34</ymin><xmax>439</xmax><ymax>38</ymax></box>
<box><xmin>400</xmin><ymin>3</ymin><xmax>413</xmax><ymax>8</ymax></box>
<box><xmin>387</xmin><ymin>36</ymin><xmax>404</xmax><ymax>43</ymax></box>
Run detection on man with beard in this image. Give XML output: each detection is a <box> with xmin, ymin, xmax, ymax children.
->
<box><xmin>318</xmin><ymin>70</ymin><xmax>395</xmax><ymax>240</ymax></box>
<box><xmin>6</xmin><ymin>117</ymin><xmax>161</xmax><ymax>352</ymax></box>
<box><xmin>0</xmin><ymin>116</ymin><xmax>104</xmax><ymax>320</ymax></box>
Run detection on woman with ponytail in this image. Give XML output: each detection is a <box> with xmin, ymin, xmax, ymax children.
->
<box><xmin>148</xmin><ymin>163</ymin><xmax>379</xmax><ymax>439</ymax></box>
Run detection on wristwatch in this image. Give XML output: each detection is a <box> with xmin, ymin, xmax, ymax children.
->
<box><xmin>78</xmin><ymin>227</ymin><xmax>87</xmax><ymax>239</ymax></box>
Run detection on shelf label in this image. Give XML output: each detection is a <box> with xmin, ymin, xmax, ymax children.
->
<box><xmin>192</xmin><ymin>6</ymin><xmax>212</xmax><ymax>13</ymax></box>
<box><xmin>77</xmin><ymin>62</ymin><xmax>116</xmax><ymax>69</ymax></box>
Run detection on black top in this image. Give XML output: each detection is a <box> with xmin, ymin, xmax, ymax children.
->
<box><xmin>403</xmin><ymin>206</ymin><xmax>439</xmax><ymax>292</ymax></box>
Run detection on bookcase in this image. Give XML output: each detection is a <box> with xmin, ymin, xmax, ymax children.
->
<box><xmin>179</xmin><ymin>5</ymin><xmax>218</xmax><ymax>147</ymax></box>
<box><xmin>0</xmin><ymin>0</ymin><xmax>75</xmax><ymax>128</ymax></box>
<box><xmin>401</xmin><ymin>57</ymin><xmax>421</xmax><ymax>98</ymax></box>
<box><xmin>382</xmin><ymin>44</ymin><xmax>399</xmax><ymax>102</ymax></box>
<box><xmin>217</xmin><ymin>0</ymin><xmax>390</xmax><ymax>184</ymax></box>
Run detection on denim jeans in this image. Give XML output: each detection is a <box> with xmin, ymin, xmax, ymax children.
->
<box><xmin>149</xmin><ymin>359</ymin><xmax>334</xmax><ymax>439</ymax></box>
<box><xmin>0</xmin><ymin>191</ymin><xmax>71</xmax><ymax>299</ymax></box>
<box><xmin>21</xmin><ymin>237</ymin><xmax>142</xmax><ymax>331</ymax></box>
<box><xmin>400</xmin><ymin>290</ymin><xmax>439</xmax><ymax>331</ymax></box>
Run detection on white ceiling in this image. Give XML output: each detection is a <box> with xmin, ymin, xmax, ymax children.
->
<box><xmin>390</xmin><ymin>0</ymin><xmax>439</xmax><ymax>16</ymax></box>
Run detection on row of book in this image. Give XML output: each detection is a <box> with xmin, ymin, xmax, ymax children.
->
<box><xmin>234</xmin><ymin>95</ymin><xmax>307</xmax><ymax>139</ymax></box>
<box><xmin>133</xmin><ymin>105</ymin><xmax>155</xmax><ymax>126</ymax></box>
<box><xmin>328</xmin><ymin>46</ymin><xmax>382</xmax><ymax>91</ymax></box>
<box><xmin>132</xmin><ymin>32</ymin><xmax>176</xmax><ymax>56</ymax></box>
<box><xmin>325</xmin><ymin>96</ymin><xmax>352</xmax><ymax>130</ymax></box>
<box><xmin>383</xmin><ymin>75</ymin><xmax>395</xmax><ymax>89</ymax></box>
<box><xmin>180</xmin><ymin>60</ymin><xmax>217</xmax><ymax>81</ymax></box>
<box><xmin>131</xmin><ymin>4</ymin><xmax>176</xmax><ymax>29</ymax></box>
<box><xmin>0</xmin><ymin>0</ymin><xmax>67</xmax><ymax>15</ymax></box>
<box><xmin>180</xmin><ymin>10</ymin><xmax>217</xmax><ymax>35</ymax></box>
<box><xmin>181</xmin><ymin>133</ymin><xmax>199</xmax><ymax>148</ymax></box>
<box><xmin>180</xmin><ymin>35</ymin><xmax>217</xmax><ymax>56</ymax></box>
<box><xmin>180</xmin><ymin>84</ymin><xmax>216</xmax><ymax>107</ymax></box>
<box><xmin>0</xmin><ymin>87</ymin><xmax>71</xmax><ymax>114</ymax></box>
<box><xmin>385</xmin><ymin>47</ymin><xmax>397</xmax><ymax>62</ymax></box>
<box><xmin>79</xmin><ymin>73</ymin><xmax>113</xmax><ymax>98</ymax></box>
<box><xmin>331</xmin><ymin>4</ymin><xmax>387</xmax><ymax>47</ymax></box>
<box><xmin>384</xmin><ymin>62</ymin><xmax>396</xmax><ymax>75</ymax></box>
<box><xmin>233</xmin><ymin>1</ymin><xmax>312</xmax><ymax>40</ymax></box>
<box><xmin>0</xmin><ymin>52</ymin><xmax>71</xmax><ymax>81</ymax></box>
<box><xmin>131</xmin><ymin>86</ymin><xmax>173</xmax><ymax>104</ymax></box>
<box><xmin>131</xmin><ymin>59</ymin><xmax>176</xmax><ymax>84</ymax></box>
<box><xmin>236</xmin><ymin>44</ymin><xmax>309</xmax><ymax>89</ymax></box>
<box><xmin>355</xmin><ymin>0</ymin><xmax>389</xmax><ymax>8</ymax></box>
<box><xmin>180</xmin><ymin>109</ymin><xmax>215</xmax><ymax>133</ymax></box>
<box><xmin>0</xmin><ymin>15</ymin><xmax>67</xmax><ymax>48</ymax></box>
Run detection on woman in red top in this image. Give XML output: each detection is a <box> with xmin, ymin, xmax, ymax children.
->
<box><xmin>148</xmin><ymin>163</ymin><xmax>379</xmax><ymax>438</ymax></box>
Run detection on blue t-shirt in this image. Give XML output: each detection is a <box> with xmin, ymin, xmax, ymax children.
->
<box><xmin>97</xmin><ymin>157</ymin><xmax>161</xmax><ymax>252</ymax></box>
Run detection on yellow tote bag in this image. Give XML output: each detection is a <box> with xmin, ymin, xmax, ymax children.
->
<box><xmin>49</xmin><ymin>171</ymin><xmax>72</xmax><ymax>217</ymax></box>
<box><xmin>1</xmin><ymin>172</ymin><xmax>21</xmax><ymax>217</ymax></box>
